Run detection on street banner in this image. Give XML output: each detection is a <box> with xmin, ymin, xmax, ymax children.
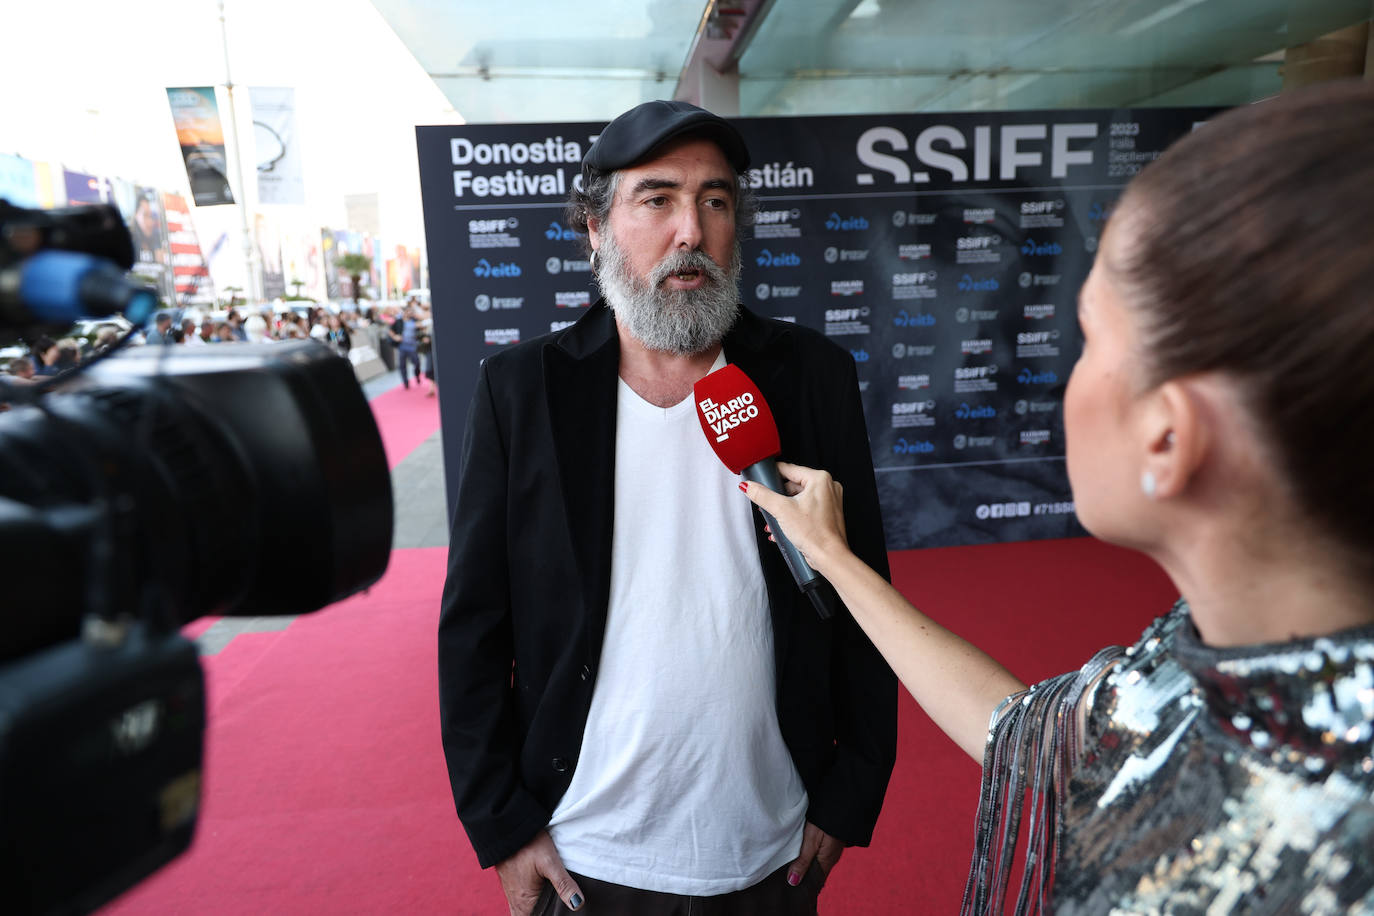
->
<box><xmin>63</xmin><ymin>169</ymin><xmax>110</xmax><ymax>205</ymax></box>
<box><xmin>249</xmin><ymin>87</ymin><xmax>306</xmax><ymax>205</ymax></box>
<box><xmin>418</xmin><ymin>107</ymin><xmax>1216</xmax><ymax>549</ymax></box>
<box><xmin>0</xmin><ymin>153</ymin><xmax>39</xmax><ymax>208</ymax></box>
<box><xmin>166</xmin><ymin>87</ymin><xmax>235</xmax><ymax>207</ymax></box>
<box><xmin>162</xmin><ymin>192</ymin><xmax>215</xmax><ymax>306</ymax></box>
<box><xmin>128</xmin><ymin>186</ymin><xmax>174</xmax><ymax>303</ymax></box>
<box><xmin>255</xmin><ymin>212</ymin><xmax>286</xmax><ymax>299</ymax></box>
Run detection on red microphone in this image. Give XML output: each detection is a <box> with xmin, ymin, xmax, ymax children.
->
<box><xmin>694</xmin><ymin>364</ymin><xmax>836</xmax><ymax>619</ymax></box>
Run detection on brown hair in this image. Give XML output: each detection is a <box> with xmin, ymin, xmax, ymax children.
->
<box><xmin>1110</xmin><ymin>80</ymin><xmax>1374</xmax><ymax>559</ymax></box>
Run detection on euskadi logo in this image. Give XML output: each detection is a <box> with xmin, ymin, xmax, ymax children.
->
<box><xmin>955</xmin><ymin>403</ymin><xmax>996</xmax><ymax>420</ymax></box>
<box><xmin>963</xmin><ymin>208</ymin><xmax>995</xmax><ymax>223</ymax></box>
<box><xmin>1023</xmin><ymin>304</ymin><xmax>1055</xmax><ymax>320</ymax></box>
<box><xmin>755</xmin><ymin>248</ymin><xmax>801</xmax><ymax>267</ymax></box>
<box><xmin>961</xmin><ymin>338</ymin><xmax>993</xmax><ymax>355</ymax></box>
<box><xmin>957</xmin><ymin>274</ymin><xmax>998</xmax><ymax>292</ymax></box>
<box><xmin>544</xmin><ymin>221</ymin><xmax>580</xmax><ymax>241</ymax></box>
<box><xmin>892</xmin><ymin>437</ymin><xmax>935</xmax><ymax>455</ymax></box>
<box><xmin>1020</xmin><ymin>237</ymin><xmax>1062</xmax><ymax>257</ymax></box>
<box><xmin>825</xmin><ymin>212</ymin><xmax>869</xmax><ymax>231</ymax></box>
<box><xmin>697</xmin><ymin>393</ymin><xmax>760</xmax><ymax>443</ymax></box>
<box><xmin>897</xmin><ymin>374</ymin><xmax>931</xmax><ymax>390</ymax></box>
<box><xmin>483</xmin><ymin>328</ymin><xmax>519</xmax><ymax>345</ymax></box>
<box><xmin>893</xmin><ymin>309</ymin><xmax>936</xmax><ymax>328</ymax></box>
<box><xmin>554</xmin><ymin>291</ymin><xmax>591</xmax><ymax>308</ymax></box>
<box><xmin>1017</xmin><ymin>367</ymin><xmax>1059</xmax><ymax>385</ymax></box>
<box><xmin>1020</xmin><ymin>429</ymin><xmax>1052</xmax><ymax>445</ymax></box>
<box><xmin>473</xmin><ymin>258</ymin><xmax>521</xmax><ymax>278</ymax></box>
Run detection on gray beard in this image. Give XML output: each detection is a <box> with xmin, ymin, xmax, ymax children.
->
<box><xmin>596</xmin><ymin>232</ymin><xmax>741</xmax><ymax>355</ymax></box>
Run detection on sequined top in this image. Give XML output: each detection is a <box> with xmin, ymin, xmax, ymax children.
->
<box><xmin>963</xmin><ymin>601</ymin><xmax>1374</xmax><ymax>915</ymax></box>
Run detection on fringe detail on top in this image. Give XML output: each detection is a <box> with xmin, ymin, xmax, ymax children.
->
<box><xmin>961</xmin><ymin>646</ymin><xmax>1126</xmax><ymax>915</ymax></box>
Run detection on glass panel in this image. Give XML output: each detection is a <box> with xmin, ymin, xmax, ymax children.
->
<box><xmin>739</xmin><ymin>0</ymin><xmax>1370</xmax><ymax>114</ymax></box>
<box><xmin>372</xmin><ymin>0</ymin><xmax>706</xmax><ymax>122</ymax></box>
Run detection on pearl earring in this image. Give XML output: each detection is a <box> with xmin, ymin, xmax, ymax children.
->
<box><xmin>1141</xmin><ymin>470</ymin><xmax>1157</xmax><ymax>499</ymax></box>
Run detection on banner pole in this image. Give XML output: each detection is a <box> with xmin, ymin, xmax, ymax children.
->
<box><xmin>218</xmin><ymin>0</ymin><xmax>260</xmax><ymax>304</ymax></box>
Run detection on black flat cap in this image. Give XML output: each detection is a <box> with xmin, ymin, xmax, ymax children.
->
<box><xmin>584</xmin><ymin>100</ymin><xmax>749</xmax><ymax>174</ymax></box>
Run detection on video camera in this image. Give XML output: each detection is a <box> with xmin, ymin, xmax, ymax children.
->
<box><xmin>0</xmin><ymin>201</ymin><xmax>393</xmax><ymax>914</ymax></box>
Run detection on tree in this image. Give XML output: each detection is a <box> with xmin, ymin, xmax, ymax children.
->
<box><xmin>335</xmin><ymin>254</ymin><xmax>372</xmax><ymax>305</ymax></box>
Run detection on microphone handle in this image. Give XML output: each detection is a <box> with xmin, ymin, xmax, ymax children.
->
<box><xmin>743</xmin><ymin>460</ymin><xmax>835</xmax><ymax>620</ymax></box>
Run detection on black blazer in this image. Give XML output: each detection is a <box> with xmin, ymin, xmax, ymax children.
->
<box><xmin>439</xmin><ymin>303</ymin><xmax>897</xmax><ymax>869</ymax></box>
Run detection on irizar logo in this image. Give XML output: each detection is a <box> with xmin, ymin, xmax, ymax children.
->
<box><xmin>892</xmin><ymin>437</ymin><xmax>935</xmax><ymax>455</ymax></box>
<box><xmin>1020</xmin><ymin>237</ymin><xmax>1063</xmax><ymax>256</ymax></box>
<box><xmin>825</xmin><ymin>212</ymin><xmax>869</xmax><ymax>231</ymax></box>
<box><xmin>893</xmin><ymin>309</ymin><xmax>935</xmax><ymax>328</ymax></box>
<box><xmin>1017</xmin><ymin>367</ymin><xmax>1059</xmax><ymax>385</ymax></box>
<box><xmin>546</xmin><ymin>257</ymin><xmax>591</xmax><ymax>274</ymax></box>
<box><xmin>825</xmin><ymin>247</ymin><xmax>869</xmax><ymax>263</ymax></box>
<box><xmin>474</xmin><ymin>258</ymin><xmax>521</xmax><ymax>278</ymax></box>
<box><xmin>1018</xmin><ymin>272</ymin><xmax>1061</xmax><ymax>288</ymax></box>
<box><xmin>755</xmin><ymin>248</ymin><xmax>801</xmax><ymax>267</ymax></box>
<box><xmin>957</xmin><ymin>274</ymin><xmax>998</xmax><ymax>291</ymax></box>
<box><xmin>544</xmin><ymin>221</ymin><xmax>580</xmax><ymax>241</ymax></box>
<box><xmin>955</xmin><ymin>403</ymin><xmax>996</xmax><ymax>419</ymax></box>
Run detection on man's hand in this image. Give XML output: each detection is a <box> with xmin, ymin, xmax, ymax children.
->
<box><xmin>494</xmin><ymin>830</ymin><xmax>584</xmax><ymax>915</ymax></box>
<box><xmin>787</xmin><ymin>821</ymin><xmax>844</xmax><ymax>889</ymax></box>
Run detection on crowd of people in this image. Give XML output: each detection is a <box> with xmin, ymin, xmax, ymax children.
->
<box><xmin>0</xmin><ymin>297</ymin><xmax>435</xmax><ymax>393</ymax></box>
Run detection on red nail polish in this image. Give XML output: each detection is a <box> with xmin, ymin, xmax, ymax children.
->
<box><xmin>788</xmin><ymin>871</ymin><xmax>801</xmax><ymax>886</ymax></box>
<box><xmin>738</xmin><ymin>482</ymin><xmax>748</xmax><ymax>493</ymax></box>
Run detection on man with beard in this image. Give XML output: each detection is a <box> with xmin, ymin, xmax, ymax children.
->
<box><xmin>439</xmin><ymin>101</ymin><xmax>895</xmax><ymax>915</ymax></box>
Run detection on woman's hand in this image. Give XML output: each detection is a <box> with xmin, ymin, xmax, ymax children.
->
<box><xmin>741</xmin><ymin>461</ymin><xmax>850</xmax><ymax>573</ymax></box>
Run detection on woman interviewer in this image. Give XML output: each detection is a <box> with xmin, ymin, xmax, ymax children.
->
<box><xmin>743</xmin><ymin>81</ymin><xmax>1374</xmax><ymax>915</ymax></box>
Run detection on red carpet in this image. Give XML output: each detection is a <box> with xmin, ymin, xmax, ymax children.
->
<box><xmin>102</xmin><ymin>535</ymin><xmax>1173</xmax><ymax>914</ymax></box>
<box><xmin>369</xmin><ymin>384</ymin><xmax>442</xmax><ymax>470</ymax></box>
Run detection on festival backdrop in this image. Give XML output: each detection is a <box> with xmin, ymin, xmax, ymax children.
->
<box><xmin>418</xmin><ymin>107</ymin><xmax>1216</xmax><ymax>550</ymax></box>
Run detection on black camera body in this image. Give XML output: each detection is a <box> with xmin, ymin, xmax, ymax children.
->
<box><xmin>0</xmin><ymin>202</ymin><xmax>393</xmax><ymax>914</ymax></box>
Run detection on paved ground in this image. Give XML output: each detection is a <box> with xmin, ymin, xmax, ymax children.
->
<box><xmin>198</xmin><ymin>367</ymin><xmax>448</xmax><ymax>654</ymax></box>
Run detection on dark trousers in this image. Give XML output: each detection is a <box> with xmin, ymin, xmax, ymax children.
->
<box><xmin>397</xmin><ymin>347</ymin><xmax>420</xmax><ymax>387</ymax></box>
<box><xmin>532</xmin><ymin>863</ymin><xmax>824</xmax><ymax>916</ymax></box>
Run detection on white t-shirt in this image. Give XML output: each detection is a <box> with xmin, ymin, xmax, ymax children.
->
<box><xmin>546</xmin><ymin>365</ymin><xmax>807</xmax><ymax>895</ymax></box>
